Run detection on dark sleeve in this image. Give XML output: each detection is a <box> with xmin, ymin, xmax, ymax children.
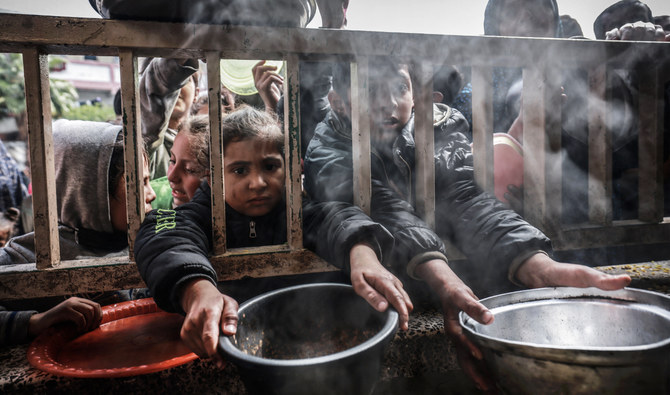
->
<box><xmin>303</xmin><ymin>126</ymin><xmax>355</xmax><ymax>204</ymax></box>
<box><xmin>140</xmin><ymin>57</ymin><xmax>199</xmax><ymax>151</ymax></box>
<box><xmin>0</xmin><ymin>307</ymin><xmax>36</xmax><ymax>346</ymax></box>
<box><xmin>302</xmin><ymin>196</ymin><xmax>394</xmax><ymax>273</ymax></box>
<box><xmin>368</xmin><ymin>181</ymin><xmax>448</xmax><ymax>275</ymax></box>
<box><xmin>134</xmin><ymin>181</ymin><xmax>215</xmax><ymax>314</ymax></box>
<box><xmin>304</xmin><ymin>135</ymin><xmax>448</xmax><ymax>275</ymax></box>
<box><xmin>434</xmin><ymin>132</ymin><xmax>552</xmax><ymax>286</ymax></box>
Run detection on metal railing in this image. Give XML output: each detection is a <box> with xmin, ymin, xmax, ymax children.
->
<box><xmin>0</xmin><ymin>13</ymin><xmax>668</xmax><ymax>300</ymax></box>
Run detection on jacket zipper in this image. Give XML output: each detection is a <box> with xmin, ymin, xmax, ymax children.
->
<box><xmin>249</xmin><ymin>220</ymin><xmax>257</xmax><ymax>238</ymax></box>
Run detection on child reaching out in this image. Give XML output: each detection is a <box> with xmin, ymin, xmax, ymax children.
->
<box><xmin>0</xmin><ymin>297</ymin><xmax>102</xmax><ymax>347</ymax></box>
<box><xmin>135</xmin><ymin>105</ymin><xmax>408</xmax><ymax>365</ymax></box>
<box><xmin>134</xmin><ymin>107</ymin><xmax>287</xmax><ymax>364</ymax></box>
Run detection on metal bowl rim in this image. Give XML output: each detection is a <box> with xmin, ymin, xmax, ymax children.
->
<box><xmin>218</xmin><ymin>282</ymin><xmax>399</xmax><ymax>367</ymax></box>
<box><xmin>459</xmin><ymin>287</ymin><xmax>670</xmax><ymax>353</ymax></box>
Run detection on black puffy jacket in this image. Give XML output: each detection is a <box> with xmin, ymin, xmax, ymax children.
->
<box><xmin>303</xmin><ymin>104</ymin><xmax>552</xmax><ymax>288</ymax></box>
<box><xmin>134</xmin><ymin>179</ymin><xmax>394</xmax><ymax>313</ymax></box>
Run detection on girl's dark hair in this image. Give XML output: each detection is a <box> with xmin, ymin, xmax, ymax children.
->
<box><xmin>108</xmin><ymin>133</ymin><xmax>149</xmax><ymax>199</ymax></box>
<box><xmin>178</xmin><ymin>114</ymin><xmax>211</xmax><ymax>176</ymax></box>
<box><xmin>221</xmin><ymin>106</ymin><xmax>284</xmax><ymax>156</ymax></box>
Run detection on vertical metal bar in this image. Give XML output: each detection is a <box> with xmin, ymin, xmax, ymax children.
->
<box><xmin>413</xmin><ymin>62</ymin><xmax>435</xmax><ymax>228</ymax></box>
<box><xmin>23</xmin><ymin>48</ymin><xmax>59</xmax><ymax>269</ymax></box>
<box><xmin>471</xmin><ymin>66</ymin><xmax>494</xmax><ymax>195</ymax></box>
<box><xmin>637</xmin><ymin>67</ymin><xmax>663</xmax><ymax>223</ymax></box>
<box><xmin>351</xmin><ymin>59</ymin><xmax>371</xmax><ymax>215</ymax></box>
<box><xmin>206</xmin><ymin>52</ymin><xmax>227</xmax><ymax>255</ymax></box>
<box><xmin>544</xmin><ymin>67</ymin><xmax>563</xmax><ymax>228</ymax></box>
<box><xmin>522</xmin><ymin>66</ymin><xmax>548</xmax><ymax>227</ymax></box>
<box><xmin>118</xmin><ymin>50</ymin><xmax>144</xmax><ymax>258</ymax></box>
<box><xmin>284</xmin><ymin>54</ymin><xmax>303</xmax><ymax>249</ymax></box>
<box><xmin>588</xmin><ymin>65</ymin><xmax>612</xmax><ymax>225</ymax></box>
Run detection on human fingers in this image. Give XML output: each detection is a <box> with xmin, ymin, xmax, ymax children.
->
<box><xmin>180</xmin><ymin>314</ymin><xmax>209</xmax><ymax>359</ymax></box>
<box><xmin>69</xmin><ymin>298</ymin><xmax>103</xmax><ymax>332</ymax></box>
<box><xmin>366</xmin><ymin>272</ymin><xmax>413</xmax><ymax>330</ymax></box>
<box><xmin>71</xmin><ymin>298</ymin><xmax>103</xmax><ymax>331</ymax></box>
<box><xmin>605</xmin><ymin>27</ymin><xmax>622</xmax><ymax>40</ymax></box>
<box><xmin>351</xmin><ymin>271</ymin><xmax>389</xmax><ymax>312</ymax></box>
<box><xmin>455</xmin><ymin>343</ymin><xmax>497</xmax><ymax>393</ymax></box>
<box><xmin>219</xmin><ymin>294</ymin><xmax>239</xmax><ymax>336</ymax></box>
<box><xmin>251</xmin><ymin>60</ymin><xmax>267</xmax><ymax>75</ymax></box>
<box><xmin>552</xmin><ymin>263</ymin><xmax>631</xmax><ymax>290</ymax></box>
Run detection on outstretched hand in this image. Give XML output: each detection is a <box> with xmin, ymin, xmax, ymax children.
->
<box><xmin>252</xmin><ymin>60</ymin><xmax>284</xmax><ymax>114</ymax></box>
<box><xmin>349</xmin><ymin>243</ymin><xmax>413</xmax><ymax>331</ymax></box>
<box><xmin>415</xmin><ymin>259</ymin><xmax>496</xmax><ymax>392</ymax></box>
<box><xmin>180</xmin><ymin>278</ymin><xmax>239</xmax><ymax>368</ymax></box>
<box><xmin>28</xmin><ymin>297</ymin><xmax>102</xmax><ymax>337</ymax></box>
<box><xmin>515</xmin><ymin>252</ymin><xmax>631</xmax><ymax>290</ymax></box>
<box><xmin>606</xmin><ymin>21</ymin><xmax>669</xmax><ymax>41</ymax></box>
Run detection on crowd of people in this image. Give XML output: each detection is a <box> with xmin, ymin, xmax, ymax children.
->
<box><xmin>1</xmin><ymin>0</ymin><xmax>669</xmax><ymax>391</ymax></box>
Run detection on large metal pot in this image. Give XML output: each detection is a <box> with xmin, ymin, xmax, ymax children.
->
<box><xmin>459</xmin><ymin>287</ymin><xmax>670</xmax><ymax>394</ymax></box>
<box><xmin>218</xmin><ymin>283</ymin><xmax>398</xmax><ymax>395</ymax></box>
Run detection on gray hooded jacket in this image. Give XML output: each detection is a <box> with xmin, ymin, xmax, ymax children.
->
<box><xmin>0</xmin><ymin>120</ymin><xmax>129</xmax><ymax>267</ymax></box>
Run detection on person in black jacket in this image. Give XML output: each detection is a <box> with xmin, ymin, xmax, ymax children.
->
<box><xmin>135</xmin><ymin>105</ymin><xmax>412</xmax><ymax>368</ymax></box>
<box><xmin>303</xmin><ymin>59</ymin><xmax>632</xmax><ymax>391</ymax></box>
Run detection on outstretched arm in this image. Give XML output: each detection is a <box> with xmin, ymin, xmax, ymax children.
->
<box><xmin>134</xmin><ymin>182</ymin><xmax>238</xmax><ymax>364</ymax></box>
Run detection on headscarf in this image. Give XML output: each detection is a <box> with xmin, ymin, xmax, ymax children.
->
<box><xmin>52</xmin><ymin>120</ymin><xmax>122</xmax><ymax>234</ymax></box>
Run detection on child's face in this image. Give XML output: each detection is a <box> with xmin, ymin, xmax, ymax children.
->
<box><xmin>224</xmin><ymin>138</ymin><xmax>285</xmax><ymax>217</ymax></box>
<box><xmin>110</xmin><ymin>159</ymin><xmax>156</xmax><ymax>232</ymax></box>
<box><xmin>369</xmin><ymin>64</ymin><xmax>414</xmax><ymax>146</ymax></box>
<box><xmin>171</xmin><ymin>78</ymin><xmax>197</xmax><ymax>121</ymax></box>
<box><xmin>168</xmin><ymin>131</ymin><xmax>209</xmax><ymax>207</ymax></box>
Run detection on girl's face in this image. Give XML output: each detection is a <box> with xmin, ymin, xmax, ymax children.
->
<box><xmin>168</xmin><ymin>131</ymin><xmax>209</xmax><ymax>207</ymax></box>
<box><xmin>110</xmin><ymin>159</ymin><xmax>156</xmax><ymax>232</ymax></box>
<box><xmin>224</xmin><ymin>138</ymin><xmax>285</xmax><ymax>217</ymax></box>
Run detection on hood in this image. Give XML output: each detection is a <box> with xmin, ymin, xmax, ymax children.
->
<box><xmin>53</xmin><ymin>119</ymin><xmax>122</xmax><ymax>234</ymax></box>
<box><xmin>484</xmin><ymin>0</ymin><xmax>562</xmax><ymax>37</ymax></box>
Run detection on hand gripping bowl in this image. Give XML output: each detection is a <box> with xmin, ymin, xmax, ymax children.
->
<box><xmin>218</xmin><ymin>283</ymin><xmax>398</xmax><ymax>395</ymax></box>
<box><xmin>459</xmin><ymin>287</ymin><xmax>670</xmax><ymax>394</ymax></box>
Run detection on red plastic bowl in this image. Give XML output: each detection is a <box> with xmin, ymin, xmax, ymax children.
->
<box><xmin>27</xmin><ymin>298</ymin><xmax>199</xmax><ymax>378</ymax></box>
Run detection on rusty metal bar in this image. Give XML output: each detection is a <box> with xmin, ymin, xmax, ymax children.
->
<box><xmin>22</xmin><ymin>47</ymin><xmax>60</xmax><ymax>269</ymax></box>
<box><xmin>522</xmin><ymin>66</ymin><xmax>548</xmax><ymax>228</ymax></box>
<box><xmin>637</xmin><ymin>66</ymin><xmax>663</xmax><ymax>223</ymax></box>
<box><xmin>206</xmin><ymin>51</ymin><xmax>227</xmax><ymax>255</ymax></box>
<box><xmin>543</xmin><ymin>67</ymin><xmax>563</xmax><ymax>228</ymax></box>
<box><xmin>118</xmin><ymin>50</ymin><xmax>144</xmax><ymax>257</ymax></box>
<box><xmin>587</xmin><ymin>65</ymin><xmax>612</xmax><ymax>225</ymax></box>
<box><xmin>413</xmin><ymin>61</ymin><xmax>435</xmax><ymax>228</ymax></box>
<box><xmin>351</xmin><ymin>59</ymin><xmax>371</xmax><ymax>215</ymax></box>
<box><xmin>0</xmin><ymin>14</ymin><xmax>643</xmax><ymax>67</ymax></box>
<box><xmin>471</xmin><ymin>66</ymin><xmax>494</xmax><ymax>195</ymax></box>
<box><xmin>284</xmin><ymin>54</ymin><xmax>303</xmax><ymax>249</ymax></box>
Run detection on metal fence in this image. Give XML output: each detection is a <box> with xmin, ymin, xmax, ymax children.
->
<box><xmin>0</xmin><ymin>13</ymin><xmax>667</xmax><ymax>300</ymax></box>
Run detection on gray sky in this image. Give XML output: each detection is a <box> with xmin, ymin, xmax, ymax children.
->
<box><xmin>1</xmin><ymin>0</ymin><xmax>670</xmax><ymax>39</ymax></box>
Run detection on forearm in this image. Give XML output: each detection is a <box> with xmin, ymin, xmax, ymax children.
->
<box><xmin>0</xmin><ymin>309</ymin><xmax>37</xmax><ymax>346</ymax></box>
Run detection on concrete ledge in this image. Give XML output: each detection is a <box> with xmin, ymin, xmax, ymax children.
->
<box><xmin>1</xmin><ymin>261</ymin><xmax>668</xmax><ymax>394</ymax></box>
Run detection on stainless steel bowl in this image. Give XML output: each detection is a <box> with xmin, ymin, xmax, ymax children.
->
<box><xmin>459</xmin><ymin>287</ymin><xmax>670</xmax><ymax>394</ymax></box>
<box><xmin>218</xmin><ymin>283</ymin><xmax>398</xmax><ymax>395</ymax></box>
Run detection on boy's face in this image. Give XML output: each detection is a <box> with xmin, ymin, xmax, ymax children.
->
<box><xmin>369</xmin><ymin>64</ymin><xmax>414</xmax><ymax>146</ymax></box>
<box><xmin>224</xmin><ymin>138</ymin><xmax>285</xmax><ymax>217</ymax></box>
<box><xmin>110</xmin><ymin>159</ymin><xmax>156</xmax><ymax>232</ymax></box>
<box><xmin>168</xmin><ymin>131</ymin><xmax>209</xmax><ymax>207</ymax></box>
